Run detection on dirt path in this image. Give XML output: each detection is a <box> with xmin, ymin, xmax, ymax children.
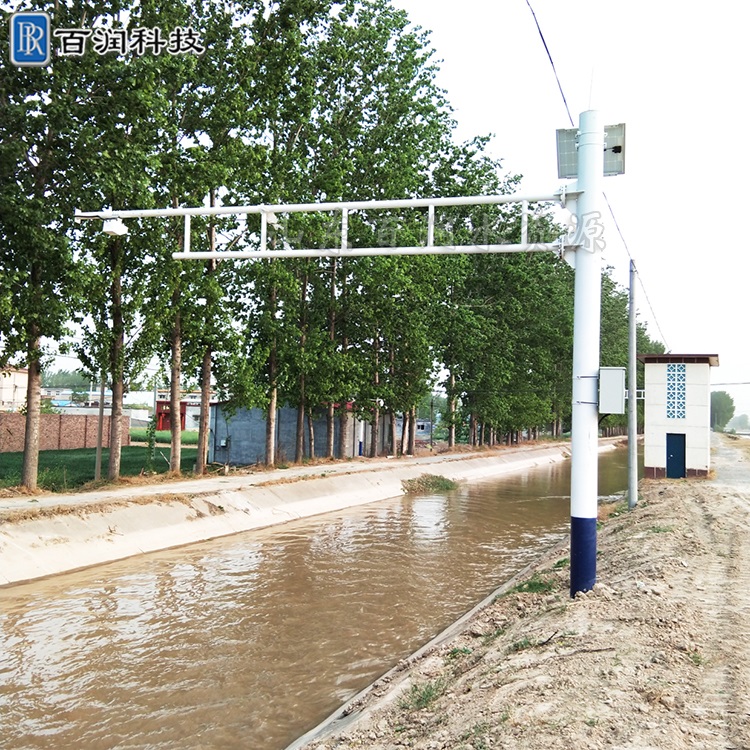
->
<box><xmin>296</xmin><ymin>434</ymin><xmax>750</xmax><ymax>750</ymax></box>
<box><xmin>0</xmin><ymin>442</ymin><xmax>577</xmax><ymax>514</ymax></box>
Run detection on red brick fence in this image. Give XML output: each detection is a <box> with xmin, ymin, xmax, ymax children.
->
<box><xmin>0</xmin><ymin>414</ymin><xmax>131</xmax><ymax>453</ymax></box>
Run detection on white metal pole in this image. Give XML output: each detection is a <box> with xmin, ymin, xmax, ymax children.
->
<box><xmin>628</xmin><ymin>259</ymin><xmax>638</xmax><ymax>508</ymax></box>
<box><xmin>75</xmin><ymin>192</ymin><xmax>564</xmax><ymax>222</ymax></box>
<box><xmin>172</xmin><ymin>241</ymin><xmax>567</xmax><ymax>261</ymax></box>
<box><xmin>569</xmin><ymin>110</ymin><xmax>604</xmax><ymax>596</ymax></box>
<box><xmin>184</xmin><ymin>215</ymin><xmax>191</xmax><ymax>254</ymax></box>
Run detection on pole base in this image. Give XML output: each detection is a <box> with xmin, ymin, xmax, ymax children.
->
<box><xmin>570</xmin><ymin>515</ymin><xmax>597</xmax><ymax>597</ymax></box>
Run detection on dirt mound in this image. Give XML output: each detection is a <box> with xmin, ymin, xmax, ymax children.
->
<box><xmin>302</xmin><ymin>437</ymin><xmax>750</xmax><ymax>750</ymax></box>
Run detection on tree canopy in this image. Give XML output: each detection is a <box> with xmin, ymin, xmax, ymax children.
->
<box><xmin>711</xmin><ymin>390</ymin><xmax>735</xmax><ymax>432</ymax></box>
<box><xmin>0</xmin><ymin>0</ymin><xmax>666</xmax><ymax>486</ymax></box>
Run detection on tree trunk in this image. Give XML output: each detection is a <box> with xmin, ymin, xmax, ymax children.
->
<box><xmin>169</xmin><ymin>305</ymin><xmax>182</xmax><ymax>474</ymax></box>
<box><xmin>196</xmin><ymin>201</ymin><xmax>218</xmax><ymax>475</ymax></box>
<box><xmin>326</xmin><ymin>257</ymin><xmax>337</xmax><ymax>459</ymax></box>
<box><xmin>196</xmin><ymin>345</ymin><xmax>211</xmax><ymax>474</ymax></box>
<box><xmin>265</xmin><ymin>280</ymin><xmax>278</xmax><ymax>466</ymax></box>
<box><xmin>389</xmin><ymin>411</ymin><xmax>397</xmax><ymax>456</ymax></box>
<box><xmin>21</xmin><ymin>335</ymin><xmax>42</xmax><ymax>491</ymax></box>
<box><xmin>338</xmin><ymin>409</ymin><xmax>349</xmax><ymax>459</ymax></box>
<box><xmin>296</xmin><ymin>270</ymin><xmax>309</xmax><ymax>463</ymax></box>
<box><xmin>296</xmin><ymin>382</ymin><xmax>305</xmax><ymax>463</ymax></box>
<box><xmin>369</xmin><ymin>334</ymin><xmax>380</xmax><ymax>458</ymax></box>
<box><xmin>448</xmin><ymin>371</ymin><xmax>456</xmax><ymax>448</ymax></box>
<box><xmin>266</xmin><ymin>366</ymin><xmax>277</xmax><ymax>465</ymax></box>
<box><xmin>307</xmin><ymin>408</ymin><xmax>315</xmax><ymax>459</ymax></box>
<box><xmin>337</xmin><ymin>328</ymin><xmax>349</xmax><ymax>459</ymax></box>
<box><xmin>326</xmin><ymin>403</ymin><xmax>335</xmax><ymax>459</ymax></box>
<box><xmin>370</xmin><ymin>406</ymin><xmax>380</xmax><ymax>458</ymax></box>
<box><xmin>399</xmin><ymin>411</ymin><xmax>407</xmax><ymax>456</ymax></box>
<box><xmin>108</xmin><ymin>249</ymin><xmax>125</xmax><ymax>481</ymax></box>
<box><xmin>408</xmin><ymin>406</ymin><xmax>417</xmax><ymax>456</ymax></box>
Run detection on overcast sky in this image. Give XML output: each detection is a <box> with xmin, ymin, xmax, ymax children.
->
<box><xmin>391</xmin><ymin>0</ymin><xmax>750</xmax><ymax>414</ymax></box>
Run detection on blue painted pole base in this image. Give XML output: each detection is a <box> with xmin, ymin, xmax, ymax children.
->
<box><xmin>570</xmin><ymin>516</ymin><xmax>597</xmax><ymax>597</ymax></box>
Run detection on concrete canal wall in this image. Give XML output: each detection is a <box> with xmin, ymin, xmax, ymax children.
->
<box><xmin>0</xmin><ymin>441</ymin><xmax>618</xmax><ymax>586</ymax></box>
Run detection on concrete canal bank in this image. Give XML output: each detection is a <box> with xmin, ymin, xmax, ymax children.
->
<box><xmin>0</xmin><ymin>441</ymin><xmax>615</xmax><ymax>586</ymax></box>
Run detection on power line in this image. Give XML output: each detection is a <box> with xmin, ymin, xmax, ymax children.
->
<box><xmin>524</xmin><ymin>0</ymin><xmax>671</xmax><ymax>353</ymax></box>
<box><xmin>524</xmin><ymin>0</ymin><xmax>574</xmax><ymax>127</ymax></box>
<box><xmin>602</xmin><ymin>192</ymin><xmax>670</xmax><ymax>352</ymax></box>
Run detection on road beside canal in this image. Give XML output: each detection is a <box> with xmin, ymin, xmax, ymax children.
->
<box><xmin>296</xmin><ymin>433</ymin><xmax>750</xmax><ymax>750</ymax></box>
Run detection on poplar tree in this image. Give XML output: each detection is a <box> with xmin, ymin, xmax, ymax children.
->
<box><xmin>0</xmin><ymin>2</ymin><xmax>107</xmax><ymax>489</ymax></box>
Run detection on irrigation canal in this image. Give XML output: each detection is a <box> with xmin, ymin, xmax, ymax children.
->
<box><xmin>0</xmin><ymin>446</ymin><xmax>631</xmax><ymax>749</ymax></box>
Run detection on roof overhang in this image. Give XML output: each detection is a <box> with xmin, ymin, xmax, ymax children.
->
<box><xmin>637</xmin><ymin>353</ymin><xmax>719</xmax><ymax>367</ymax></box>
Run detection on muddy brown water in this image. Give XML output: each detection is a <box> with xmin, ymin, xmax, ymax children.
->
<box><xmin>0</xmin><ymin>447</ymin><xmax>630</xmax><ymax>750</ymax></box>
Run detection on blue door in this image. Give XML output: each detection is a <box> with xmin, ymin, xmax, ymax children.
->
<box><xmin>666</xmin><ymin>433</ymin><xmax>686</xmax><ymax>478</ymax></box>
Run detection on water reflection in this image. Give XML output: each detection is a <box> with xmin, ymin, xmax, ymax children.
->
<box><xmin>0</xmin><ymin>447</ymin><xmax>628</xmax><ymax>750</ymax></box>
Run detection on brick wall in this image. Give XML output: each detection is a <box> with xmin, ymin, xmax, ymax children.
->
<box><xmin>0</xmin><ymin>414</ymin><xmax>131</xmax><ymax>453</ymax></box>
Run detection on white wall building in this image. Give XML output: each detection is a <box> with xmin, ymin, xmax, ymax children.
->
<box><xmin>640</xmin><ymin>354</ymin><xmax>719</xmax><ymax>479</ymax></box>
<box><xmin>0</xmin><ymin>368</ymin><xmax>28</xmax><ymax>411</ymax></box>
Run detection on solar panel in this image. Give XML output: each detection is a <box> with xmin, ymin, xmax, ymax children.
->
<box><xmin>556</xmin><ymin>123</ymin><xmax>626</xmax><ymax>178</ymax></box>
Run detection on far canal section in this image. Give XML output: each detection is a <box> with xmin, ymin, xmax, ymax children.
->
<box><xmin>0</xmin><ymin>444</ymin><xmax>631</xmax><ymax>750</ymax></box>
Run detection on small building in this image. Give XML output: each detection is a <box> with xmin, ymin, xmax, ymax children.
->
<box><xmin>0</xmin><ymin>368</ymin><xmax>28</xmax><ymax>412</ymax></box>
<box><xmin>640</xmin><ymin>354</ymin><xmax>719</xmax><ymax>479</ymax></box>
<box><xmin>155</xmin><ymin>390</ymin><xmax>217</xmax><ymax>431</ymax></box>
<box><xmin>156</xmin><ymin>400</ymin><xmax>188</xmax><ymax>431</ymax></box>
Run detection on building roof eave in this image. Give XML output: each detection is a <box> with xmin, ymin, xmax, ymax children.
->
<box><xmin>637</xmin><ymin>353</ymin><xmax>719</xmax><ymax>367</ymax></box>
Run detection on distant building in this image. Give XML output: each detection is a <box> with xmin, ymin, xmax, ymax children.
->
<box><xmin>395</xmin><ymin>417</ymin><xmax>432</xmax><ymax>442</ymax></box>
<box><xmin>640</xmin><ymin>354</ymin><xmax>719</xmax><ymax>479</ymax></box>
<box><xmin>0</xmin><ymin>368</ymin><xmax>28</xmax><ymax>412</ymax></box>
<box><xmin>155</xmin><ymin>390</ymin><xmax>218</xmax><ymax>431</ymax></box>
<box><xmin>208</xmin><ymin>404</ymin><xmax>398</xmax><ymax>465</ymax></box>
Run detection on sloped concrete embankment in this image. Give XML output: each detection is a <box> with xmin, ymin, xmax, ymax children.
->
<box><xmin>0</xmin><ymin>444</ymin><xmax>581</xmax><ymax>586</ymax></box>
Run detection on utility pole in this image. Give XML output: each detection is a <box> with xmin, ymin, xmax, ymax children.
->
<box><xmin>569</xmin><ymin>110</ymin><xmax>604</xmax><ymax>597</ymax></box>
<box><xmin>628</xmin><ymin>259</ymin><xmax>638</xmax><ymax>508</ymax></box>
<box><xmin>77</xmin><ymin>123</ymin><xmax>626</xmax><ymax>597</ymax></box>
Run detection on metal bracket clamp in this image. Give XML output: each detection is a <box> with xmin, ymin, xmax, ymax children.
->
<box><xmin>574</xmin><ymin>374</ymin><xmax>598</xmax><ymax>405</ymax></box>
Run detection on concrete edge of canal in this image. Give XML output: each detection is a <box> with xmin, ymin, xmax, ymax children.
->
<box><xmin>284</xmin><ymin>536</ymin><xmax>571</xmax><ymax>750</ymax></box>
<box><xmin>0</xmin><ymin>440</ymin><xmax>620</xmax><ymax>587</ymax></box>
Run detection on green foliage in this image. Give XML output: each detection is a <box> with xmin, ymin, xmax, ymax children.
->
<box><xmin>0</xmin><ymin>447</ymin><xmax>198</xmax><ymax>491</ymax></box>
<box><xmin>687</xmin><ymin>650</ymin><xmax>706</xmax><ymax>666</ymax></box>
<box><xmin>398</xmin><ymin>678</ymin><xmax>447</xmax><ymax>711</ymax></box>
<box><xmin>144</xmin><ymin>414</ymin><xmax>158</xmax><ymax>472</ymax></box>
<box><xmin>19</xmin><ymin>398</ymin><xmax>58</xmax><ymax>415</ymax></box>
<box><xmin>711</xmin><ymin>390</ymin><xmax>735</xmax><ymax>432</ymax></box>
<box><xmin>402</xmin><ymin>474</ymin><xmax>459</xmax><ymax>494</ymax></box>
<box><xmin>42</xmin><ymin>369</ymin><xmax>93</xmax><ymax>388</ymax></box>
<box><xmin>509</xmin><ymin>573</ymin><xmax>555</xmax><ymax>595</ymax></box>
<box><xmin>727</xmin><ymin>413</ymin><xmax>749</xmax><ymax>432</ymax></box>
<box><xmin>130</xmin><ymin>427</ymin><xmax>200</xmax><ymax>445</ymax></box>
<box><xmin>446</xmin><ymin>647</ymin><xmax>472</xmax><ymax>661</ymax></box>
<box><xmin>1</xmin><ymin>0</ymin><xmax>670</xmax><ymax>486</ymax></box>
<box><xmin>508</xmin><ymin>637</ymin><xmax>535</xmax><ymax>653</ymax></box>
